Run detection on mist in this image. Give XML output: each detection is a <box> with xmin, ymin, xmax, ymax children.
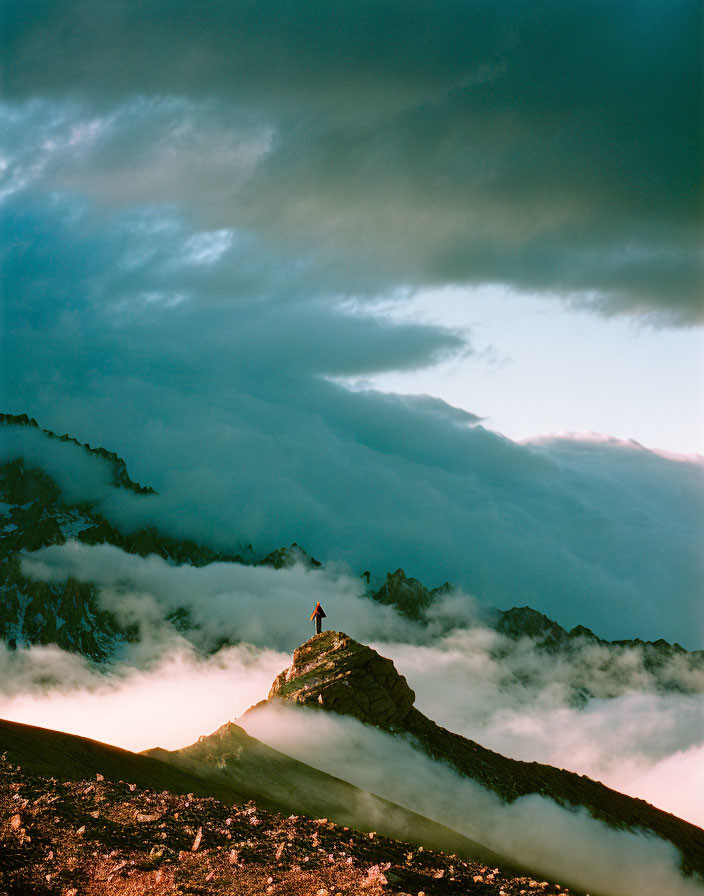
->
<box><xmin>1</xmin><ymin>540</ymin><xmax>700</xmax><ymax>828</ymax></box>
<box><xmin>242</xmin><ymin>703</ymin><xmax>703</xmax><ymax>896</ymax></box>
<box><xmin>379</xmin><ymin>633</ymin><xmax>704</xmax><ymax>826</ymax></box>
<box><xmin>0</xmin><ymin>640</ymin><xmax>286</xmax><ymax>751</ymax></box>
<box><xmin>3</xmin><ymin>392</ymin><xmax>703</xmax><ymax>650</ymax></box>
<box><xmin>19</xmin><ymin>541</ymin><xmax>422</xmax><ymax>653</ymax></box>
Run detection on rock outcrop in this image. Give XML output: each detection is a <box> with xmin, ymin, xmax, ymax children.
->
<box><xmin>370</xmin><ymin>568</ymin><xmax>451</xmax><ymax>620</ymax></box>
<box><xmin>261</xmin><ymin>542</ymin><xmax>322</xmax><ymax>570</ymax></box>
<box><xmin>267</xmin><ymin>631</ymin><xmax>415</xmax><ymax>729</ymax></box>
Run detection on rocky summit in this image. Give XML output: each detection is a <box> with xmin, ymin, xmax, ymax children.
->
<box><xmin>267</xmin><ymin>631</ymin><xmax>415</xmax><ymax>729</ymax></box>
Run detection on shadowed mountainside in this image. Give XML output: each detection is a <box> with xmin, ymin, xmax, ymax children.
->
<box><xmin>258</xmin><ymin>631</ymin><xmax>704</xmax><ymax>880</ymax></box>
<box><xmin>0</xmin><ymin>718</ymin><xmax>246</xmax><ymax>803</ymax></box>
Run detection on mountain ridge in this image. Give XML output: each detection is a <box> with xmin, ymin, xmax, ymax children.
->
<box><xmin>0</xmin><ymin>413</ymin><xmax>156</xmax><ymax>496</ymax></box>
<box><xmin>0</xmin><ymin>749</ymin><xmax>585</xmax><ymax>896</ymax></box>
<box><xmin>0</xmin><ymin>716</ymin><xmax>508</xmax><ymax>870</ymax></box>
<box><xmin>256</xmin><ymin>631</ymin><xmax>704</xmax><ymax>880</ymax></box>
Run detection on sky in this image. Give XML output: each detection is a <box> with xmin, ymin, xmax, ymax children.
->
<box><xmin>1</xmin><ymin>9</ymin><xmax>703</xmax><ymax>636</ymax></box>
<box><xmin>1</xmin><ymin>8</ymin><xmax>703</xmax><ymax>882</ymax></box>
<box><xmin>363</xmin><ymin>286</ymin><xmax>704</xmax><ymax>453</ymax></box>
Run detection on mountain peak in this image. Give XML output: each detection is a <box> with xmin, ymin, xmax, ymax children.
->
<box><xmin>267</xmin><ymin>630</ymin><xmax>415</xmax><ymax>730</ymax></box>
<box><xmin>261</xmin><ymin>542</ymin><xmax>322</xmax><ymax>569</ymax></box>
<box><xmin>370</xmin><ymin>567</ymin><xmax>452</xmax><ymax>619</ymax></box>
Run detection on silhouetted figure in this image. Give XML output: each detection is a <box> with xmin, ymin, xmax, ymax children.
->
<box><xmin>310</xmin><ymin>601</ymin><xmax>326</xmax><ymax>634</ymax></box>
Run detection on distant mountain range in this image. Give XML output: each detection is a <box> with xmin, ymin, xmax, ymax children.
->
<box><xmin>2</xmin><ymin>412</ymin><xmax>703</xmax><ymax>698</ymax></box>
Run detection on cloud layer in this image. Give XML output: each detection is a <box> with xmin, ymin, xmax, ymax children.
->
<box><xmin>3</xmin><ymin>2</ymin><xmax>702</xmax><ymax>320</ymax></box>
<box><xmin>2</xmin><ymin>3</ymin><xmax>702</xmax><ymax>654</ymax></box>
<box><xmin>3</xmin><ymin>541</ymin><xmax>702</xmax><ymax>830</ymax></box>
<box><xmin>4</xmin><ymin>390</ymin><xmax>703</xmax><ymax>649</ymax></box>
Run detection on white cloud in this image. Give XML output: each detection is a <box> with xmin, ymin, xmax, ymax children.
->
<box><xmin>19</xmin><ymin>542</ymin><xmax>421</xmax><ymax>653</ymax></box>
<box><xmin>0</xmin><ymin>640</ymin><xmax>286</xmax><ymax>751</ymax></box>
<box><xmin>6</xmin><ymin>541</ymin><xmax>703</xmax><ymax>828</ymax></box>
<box><xmin>379</xmin><ymin>633</ymin><xmax>704</xmax><ymax>826</ymax></box>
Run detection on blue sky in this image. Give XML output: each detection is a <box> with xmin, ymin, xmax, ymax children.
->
<box><xmin>363</xmin><ymin>285</ymin><xmax>704</xmax><ymax>454</ymax></box>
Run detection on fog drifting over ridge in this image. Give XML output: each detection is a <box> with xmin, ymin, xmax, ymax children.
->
<box><xmin>243</xmin><ymin>704</ymin><xmax>703</xmax><ymax>896</ymax></box>
<box><xmin>0</xmin><ymin>542</ymin><xmax>700</xmax><ymax>830</ymax></box>
<box><xmin>3</xmin><ymin>402</ymin><xmax>703</xmax><ymax>649</ymax></box>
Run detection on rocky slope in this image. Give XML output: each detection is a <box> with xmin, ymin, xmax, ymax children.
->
<box><xmin>147</xmin><ymin>724</ymin><xmax>504</xmax><ymax>866</ymax></box>
<box><xmin>260</xmin><ymin>631</ymin><xmax>704</xmax><ymax>880</ymax></box>
<box><xmin>0</xmin><ymin>755</ymin><xmax>583</xmax><ymax>896</ymax></box>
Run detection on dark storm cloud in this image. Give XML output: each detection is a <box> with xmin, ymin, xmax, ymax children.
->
<box><xmin>3</xmin><ymin>0</ymin><xmax>702</xmax><ymax>320</ymax></box>
<box><xmin>0</xmin><ymin>196</ymin><xmax>464</xmax><ymax>378</ymax></box>
<box><xmin>2</xmin><ymin>6</ymin><xmax>703</xmax><ymax>649</ymax></box>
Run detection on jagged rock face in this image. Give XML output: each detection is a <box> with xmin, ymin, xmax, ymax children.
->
<box><xmin>495</xmin><ymin>606</ymin><xmax>573</xmax><ymax>648</ymax></box>
<box><xmin>268</xmin><ymin>631</ymin><xmax>415</xmax><ymax>729</ymax></box>
<box><xmin>261</xmin><ymin>542</ymin><xmax>321</xmax><ymax>570</ymax></box>
<box><xmin>0</xmin><ymin>413</ymin><xmax>156</xmax><ymax>495</ymax></box>
<box><xmin>370</xmin><ymin>568</ymin><xmax>451</xmax><ymax>620</ymax></box>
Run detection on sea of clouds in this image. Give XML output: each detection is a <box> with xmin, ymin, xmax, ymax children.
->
<box><xmin>2</xmin><ymin>398</ymin><xmax>703</xmax><ymax>651</ymax></box>
<box><xmin>1</xmin><ymin>540</ymin><xmax>701</xmax><ymax>835</ymax></box>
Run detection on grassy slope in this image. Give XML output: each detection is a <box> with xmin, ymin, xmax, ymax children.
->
<box><xmin>0</xmin><ymin>717</ymin><xmax>509</xmax><ymax>871</ymax></box>
<box><xmin>146</xmin><ymin>721</ymin><xmax>510</xmax><ymax>868</ymax></box>
<box><xmin>0</xmin><ymin>718</ymin><xmax>245</xmax><ymax>802</ymax></box>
